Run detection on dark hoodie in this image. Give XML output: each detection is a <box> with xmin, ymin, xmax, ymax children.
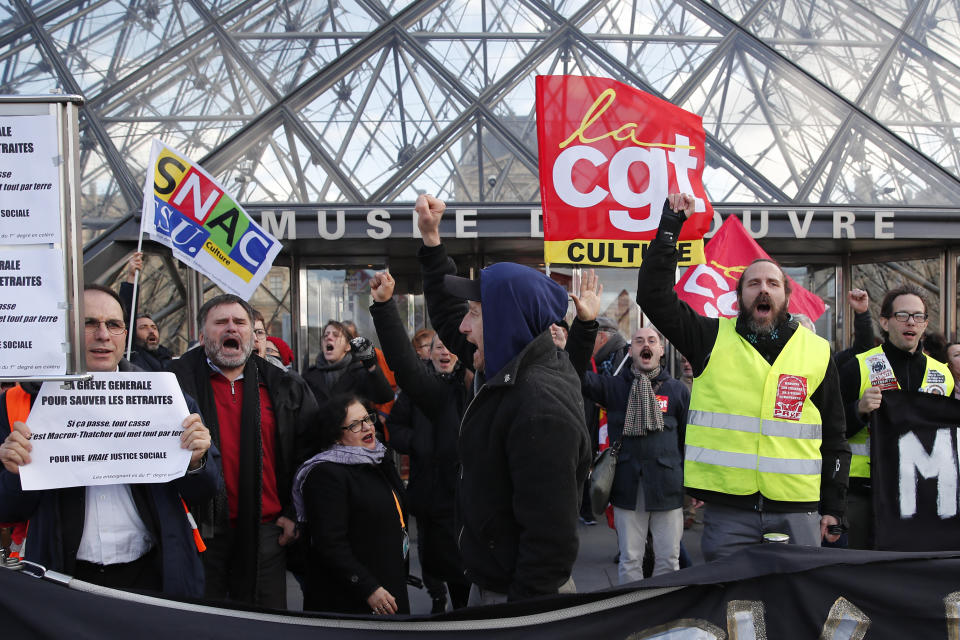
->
<box><xmin>480</xmin><ymin>262</ymin><xmax>569</xmax><ymax>377</ymax></box>
<box><xmin>419</xmin><ymin>244</ymin><xmax>591</xmax><ymax>601</ymax></box>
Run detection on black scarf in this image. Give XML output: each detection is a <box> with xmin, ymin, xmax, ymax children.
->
<box><xmin>173</xmin><ymin>350</ymin><xmax>263</xmax><ymax>603</ymax></box>
<box><xmin>312</xmin><ymin>352</ymin><xmax>353</xmax><ymax>392</ymax></box>
<box><xmin>736</xmin><ymin>315</ymin><xmax>798</xmax><ymax>364</ymax></box>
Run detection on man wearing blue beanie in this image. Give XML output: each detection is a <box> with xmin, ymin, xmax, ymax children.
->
<box><xmin>415</xmin><ymin>194</ymin><xmax>591</xmax><ymax>604</ymax></box>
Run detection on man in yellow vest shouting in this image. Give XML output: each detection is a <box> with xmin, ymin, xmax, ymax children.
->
<box><xmin>839</xmin><ymin>285</ymin><xmax>952</xmax><ymax>549</ymax></box>
<box><xmin>637</xmin><ymin>193</ymin><xmax>850</xmax><ymax>561</ymax></box>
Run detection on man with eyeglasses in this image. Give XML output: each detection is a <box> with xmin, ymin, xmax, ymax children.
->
<box><xmin>167</xmin><ymin>293</ymin><xmax>318</xmax><ymax>608</ymax></box>
<box><xmin>839</xmin><ymin>284</ymin><xmax>953</xmax><ymax>549</ymax></box>
<box><xmin>0</xmin><ymin>284</ymin><xmax>219</xmax><ymax>598</ymax></box>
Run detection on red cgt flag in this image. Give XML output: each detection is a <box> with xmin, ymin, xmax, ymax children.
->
<box><xmin>535</xmin><ymin>75</ymin><xmax>713</xmax><ymax>267</ymax></box>
<box><xmin>675</xmin><ymin>215</ymin><xmax>826</xmax><ymax>321</ymax></box>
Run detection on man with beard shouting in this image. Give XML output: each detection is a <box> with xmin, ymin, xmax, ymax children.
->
<box><xmin>168</xmin><ymin>294</ymin><xmax>317</xmax><ymax>607</ymax></box>
<box><xmin>636</xmin><ymin>193</ymin><xmax>849</xmax><ymax>561</ymax></box>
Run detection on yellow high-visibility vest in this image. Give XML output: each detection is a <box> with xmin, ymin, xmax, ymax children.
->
<box><xmin>849</xmin><ymin>346</ymin><xmax>954</xmax><ymax>479</ymax></box>
<box><xmin>685</xmin><ymin>319</ymin><xmax>830</xmax><ymax>502</ymax></box>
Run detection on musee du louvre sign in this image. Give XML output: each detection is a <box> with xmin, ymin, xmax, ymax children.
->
<box><xmin>231</xmin><ymin>203</ymin><xmax>959</xmax><ymax>257</ymax></box>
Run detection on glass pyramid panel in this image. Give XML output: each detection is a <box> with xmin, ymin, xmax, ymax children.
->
<box><xmin>26</xmin><ymin>0</ymin><xmax>72</xmax><ymax>13</ymax></box>
<box><xmin>847</xmin><ymin>0</ymin><xmax>913</xmax><ymax>31</ymax></box>
<box><xmin>703</xmin><ymin>147</ymin><xmax>780</xmax><ymax>202</ymax></box>
<box><xmin>214</xmin><ymin>118</ymin><xmax>349</xmax><ymax>203</ymax></box>
<box><xmin>452</xmin><ymin>118</ymin><xmax>541</xmax><ymax>201</ymax></box>
<box><xmin>869</xmin><ymin>39</ymin><xmax>960</xmax><ymax>181</ymax></box>
<box><xmin>413</xmin><ymin>0</ymin><xmax>553</xmax><ymax>35</ymax></box>
<box><xmin>746</xmin><ymin>0</ymin><xmax>897</xmax><ymax>102</ymax></box>
<box><xmin>297</xmin><ymin>43</ymin><xmax>470</xmax><ymax>198</ymax></box>
<box><xmin>806</xmin><ymin>119</ymin><xmax>960</xmax><ymax>205</ymax></box>
<box><xmin>77</xmin><ymin>123</ymin><xmax>135</xmax><ymax>237</ymax></box>
<box><xmin>910</xmin><ymin>0</ymin><xmax>960</xmax><ymax>63</ymax></box>
<box><xmin>43</xmin><ymin>0</ymin><xmax>206</xmax><ymax>95</ymax></box>
<box><xmin>98</xmin><ymin>34</ymin><xmax>272</xmax><ymax>166</ymax></box>
<box><xmin>683</xmin><ymin>42</ymin><xmax>847</xmax><ymax>199</ymax></box>
<box><xmin>0</xmin><ymin>4</ymin><xmax>24</xmax><ymax>30</ymax></box>
<box><xmin>225</xmin><ymin>0</ymin><xmax>380</xmax><ymax>93</ymax></box>
<box><xmin>386</xmin><ymin>123</ymin><xmax>476</xmax><ymax>202</ymax></box>
<box><xmin>701</xmin><ymin>0</ymin><xmax>762</xmax><ymax>23</ymax></box>
<box><xmin>419</xmin><ymin>38</ymin><xmax>542</xmax><ymax>96</ymax></box>
<box><xmin>0</xmin><ymin>34</ymin><xmax>62</xmax><ymax>94</ymax></box>
<box><xmin>577</xmin><ymin>0</ymin><xmax>726</xmax><ymax>97</ymax></box>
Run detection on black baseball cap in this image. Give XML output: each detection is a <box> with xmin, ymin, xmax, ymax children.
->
<box><xmin>444</xmin><ymin>273</ymin><xmax>482</xmax><ymax>301</ymax></box>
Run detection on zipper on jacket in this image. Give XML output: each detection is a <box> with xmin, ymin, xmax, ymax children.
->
<box><xmin>458</xmin><ymin>383</ymin><xmax>489</xmax><ymax>438</ymax></box>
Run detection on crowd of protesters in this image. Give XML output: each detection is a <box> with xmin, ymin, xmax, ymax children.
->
<box><xmin>3</xmin><ymin>192</ymin><xmax>959</xmax><ymax>616</ymax></box>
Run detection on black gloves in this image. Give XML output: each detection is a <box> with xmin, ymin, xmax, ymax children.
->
<box><xmin>655</xmin><ymin>199</ymin><xmax>687</xmax><ymax>246</ymax></box>
<box><xmin>349</xmin><ymin>336</ymin><xmax>377</xmax><ymax>367</ymax></box>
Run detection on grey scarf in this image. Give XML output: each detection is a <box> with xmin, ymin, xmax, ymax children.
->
<box><xmin>623</xmin><ymin>366</ymin><xmax>665</xmax><ymax>436</ymax></box>
<box><xmin>292</xmin><ymin>440</ymin><xmax>386</xmax><ymax>523</ymax></box>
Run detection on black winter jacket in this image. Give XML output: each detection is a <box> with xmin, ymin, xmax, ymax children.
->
<box><xmin>372</xmin><ymin>297</ymin><xmax>469</xmax><ymax>518</ymax></box>
<box><xmin>419</xmin><ymin>243</ymin><xmax>591</xmax><ymax>601</ymax></box>
<box><xmin>302</xmin><ymin>353</ymin><xmax>394</xmax><ymax>412</ymax></box>
<box><xmin>301</xmin><ymin>459</ymin><xmax>409</xmax><ymax>615</ymax></box>
<box><xmin>569</xmin><ymin>319</ymin><xmax>689</xmax><ymax>511</ymax></box>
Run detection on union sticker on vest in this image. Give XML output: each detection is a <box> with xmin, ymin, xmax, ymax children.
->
<box><xmin>921</xmin><ymin>369</ymin><xmax>946</xmax><ymax>395</ymax></box>
<box><xmin>774</xmin><ymin>374</ymin><xmax>808</xmax><ymax>421</ymax></box>
<box><xmin>865</xmin><ymin>353</ymin><xmax>900</xmax><ymax>390</ymax></box>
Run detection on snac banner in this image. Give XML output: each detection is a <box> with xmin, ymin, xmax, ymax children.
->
<box><xmin>535</xmin><ymin>75</ymin><xmax>713</xmax><ymax>267</ymax></box>
<box><xmin>140</xmin><ymin>139</ymin><xmax>281</xmax><ymax>300</ymax></box>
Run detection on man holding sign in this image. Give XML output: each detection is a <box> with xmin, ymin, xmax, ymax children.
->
<box><xmin>637</xmin><ymin>194</ymin><xmax>850</xmax><ymax>561</ymax></box>
<box><xmin>0</xmin><ymin>285</ymin><xmax>218</xmax><ymax>598</ymax></box>
<box><xmin>839</xmin><ymin>284</ymin><xmax>953</xmax><ymax>549</ymax></box>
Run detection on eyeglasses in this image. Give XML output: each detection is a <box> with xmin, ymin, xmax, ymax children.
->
<box><xmin>342</xmin><ymin>413</ymin><xmax>377</xmax><ymax>433</ymax></box>
<box><xmin>84</xmin><ymin>319</ymin><xmax>126</xmax><ymax>335</ymax></box>
<box><xmin>890</xmin><ymin>311</ymin><xmax>928</xmax><ymax>323</ymax></box>
<box><xmin>254</xmin><ymin>329</ymin><xmax>267</xmax><ymax>336</ymax></box>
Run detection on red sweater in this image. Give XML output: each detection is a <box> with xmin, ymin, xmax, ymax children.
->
<box><xmin>210</xmin><ymin>373</ymin><xmax>282</xmax><ymax>524</ymax></box>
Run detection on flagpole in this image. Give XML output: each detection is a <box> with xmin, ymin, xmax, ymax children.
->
<box><xmin>125</xmin><ymin>231</ymin><xmax>144</xmax><ymax>361</ymax></box>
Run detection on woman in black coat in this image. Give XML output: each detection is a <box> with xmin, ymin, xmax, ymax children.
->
<box><xmin>293</xmin><ymin>393</ymin><xmax>409</xmax><ymax>615</ymax></box>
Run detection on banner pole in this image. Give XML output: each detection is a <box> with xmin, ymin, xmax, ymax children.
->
<box><xmin>125</xmin><ymin>232</ymin><xmax>144</xmax><ymax>361</ymax></box>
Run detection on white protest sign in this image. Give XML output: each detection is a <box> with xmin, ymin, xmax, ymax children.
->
<box><xmin>0</xmin><ymin>112</ymin><xmax>62</xmax><ymax>244</ymax></box>
<box><xmin>19</xmin><ymin>372</ymin><xmax>192</xmax><ymax>490</ymax></box>
<box><xmin>0</xmin><ymin>245</ymin><xmax>67</xmax><ymax>376</ymax></box>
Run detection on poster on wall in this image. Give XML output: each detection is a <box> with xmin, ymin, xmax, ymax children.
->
<box><xmin>0</xmin><ymin>112</ymin><xmax>62</xmax><ymax>244</ymax></box>
<box><xmin>0</xmin><ymin>246</ymin><xmax>67</xmax><ymax>377</ymax></box>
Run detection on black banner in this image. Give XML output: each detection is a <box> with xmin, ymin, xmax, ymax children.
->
<box><xmin>4</xmin><ymin>545</ymin><xmax>960</xmax><ymax>638</ymax></box>
<box><xmin>872</xmin><ymin>391</ymin><xmax>960</xmax><ymax>551</ymax></box>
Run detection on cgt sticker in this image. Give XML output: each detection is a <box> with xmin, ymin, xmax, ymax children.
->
<box><xmin>774</xmin><ymin>374</ymin><xmax>808</xmax><ymax>421</ymax></box>
<box><xmin>657</xmin><ymin>395</ymin><xmax>669</xmax><ymax>413</ymax></box>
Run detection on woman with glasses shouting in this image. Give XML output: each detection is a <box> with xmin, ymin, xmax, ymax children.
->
<box><xmin>292</xmin><ymin>393</ymin><xmax>409</xmax><ymax>615</ymax></box>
